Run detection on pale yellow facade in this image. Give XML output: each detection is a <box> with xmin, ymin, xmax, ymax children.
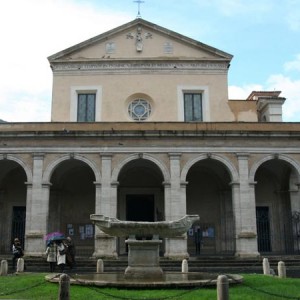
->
<box><xmin>49</xmin><ymin>18</ymin><xmax>242</xmax><ymax>123</ymax></box>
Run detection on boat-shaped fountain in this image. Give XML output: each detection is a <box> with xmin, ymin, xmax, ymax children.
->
<box><xmin>46</xmin><ymin>214</ymin><xmax>243</xmax><ymax>288</ymax></box>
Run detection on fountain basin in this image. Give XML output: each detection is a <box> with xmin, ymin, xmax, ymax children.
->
<box><xmin>90</xmin><ymin>214</ymin><xmax>200</xmax><ymax>238</ymax></box>
<box><xmin>45</xmin><ymin>272</ymin><xmax>243</xmax><ymax>289</ymax></box>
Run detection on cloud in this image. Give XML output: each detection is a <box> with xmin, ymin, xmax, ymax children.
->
<box><xmin>266</xmin><ymin>74</ymin><xmax>300</xmax><ymax>121</ymax></box>
<box><xmin>194</xmin><ymin>0</ymin><xmax>273</xmax><ymax>17</ymax></box>
<box><xmin>262</xmin><ymin>52</ymin><xmax>300</xmax><ymax>122</ymax></box>
<box><xmin>0</xmin><ymin>93</ymin><xmax>51</xmax><ymax>122</ymax></box>
<box><xmin>284</xmin><ymin>54</ymin><xmax>300</xmax><ymax>72</ymax></box>
<box><xmin>0</xmin><ymin>0</ymin><xmax>131</xmax><ymax>122</ymax></box>
<box><xmin>286</xmin><ymin>0</ymin><xmax>300</xmax><ymax>31</ymax></box>
<box><xmin>228</xmin><ymin>84</ymin><xmax>263</xmax><ymax>100</ymax></box>
<box><xmin>219</xmin><ymin>0</ymin><xmax>272</xmax><ymax>16</ymax></box>
<box><xmin>229</xmin><ymin>41</ymin><xmax>300</xmax><ymax>122</ymax></box>
<box><xmin>229</xmin><ymin>75</ymin><xmax>300</xmax><ymax>122</ymax></box>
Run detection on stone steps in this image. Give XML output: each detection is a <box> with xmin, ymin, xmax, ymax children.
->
<box><xmin>2</xmin><ymin>256</ymin><xmax>300</xmax><ymax>275</ymax></box>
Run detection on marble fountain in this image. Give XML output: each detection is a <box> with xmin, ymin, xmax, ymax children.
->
<box><xmin>46</xmin><ymin>214</ymin><xmax>243</xmax><ymax>288</ymax></box>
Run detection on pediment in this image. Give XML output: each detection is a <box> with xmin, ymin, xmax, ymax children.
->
<box><xmin>48</xmin><ymin>19</ymin><xmax>232</xmax><ymax>63</ymax></box>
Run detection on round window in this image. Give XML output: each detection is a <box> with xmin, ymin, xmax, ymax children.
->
<box><xmin>128</xmin><ymin>99</ymin><xmax>151</xmax><ymax>121</ymax></box>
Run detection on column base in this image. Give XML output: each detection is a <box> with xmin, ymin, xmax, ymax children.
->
<box><xmin>235</xmin><ymin>233</ymin><xmax>260</xmax><ymax>258</ymax></box>
<box><xmin>164</xmin><ymin>237</ymin><xmax>189</xmax><ymax>260</ymax></box>
<box><xmin>235</xmin><ymin>251</ymin><xmax>260</xmax><ymax>258</ymax></box>
<box><xmin>93</xmin><ymin>234</ymin><xmax>118</xmax><ymax>258</ymax></box>
<box><xmin>25</xmin><ymin>232</ymin><xmax>44</xmax><ymax>256</ymax></box>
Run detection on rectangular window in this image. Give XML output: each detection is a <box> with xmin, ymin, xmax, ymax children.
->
<box><xmin>184</xmin><ymin>93</ymin><xmax>202</xmax><ymax>121</ymax></box>
<box><xmin>77</xmin><ymin>94</ymin><xmax>96</xmax><ymax>122</ymax></box>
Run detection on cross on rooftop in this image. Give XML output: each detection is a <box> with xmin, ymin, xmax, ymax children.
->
<box><xmin>134</xmin><ymin>0</ymin><xmax>145</xmax><ymax>18</ymax></box>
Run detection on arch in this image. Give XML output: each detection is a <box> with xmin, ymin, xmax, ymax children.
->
<box><xmin>252</xmin><ymin>154</ymin><xmax>300</xmax><ymax>254</ymax></box>
<box><xmin>111</xmin><ymin>153</ymin><xmax>170</xmax><ymax>183</ymax></box>
<box><xmin>249</xmin><ymin>154</ymin><xmax>300</xmax><ymax>182</ymax></box>
<box><xmin>0</xmin><ymin>154</ymin><xmax>32</xmax><ymax>182</ymax></box>
<box><xmin>43</xmin><ymin>154</ymin><xmax>101</xmax><ymax>183</ymax></box>
<box><xmin>181</xmin><ymin>153</ymin><xmax>238</xmax><ymax>182</ymax></box>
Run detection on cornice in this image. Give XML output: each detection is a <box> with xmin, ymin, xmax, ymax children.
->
<box><xmin>0</xmin><ymin>122</ymin><xmax>300</xmax><ymax>133</ymax></box>
<box><xmin>50</xmin><ymin>60</ymin><xmax>229</xmax><ymax>73</ymax></box>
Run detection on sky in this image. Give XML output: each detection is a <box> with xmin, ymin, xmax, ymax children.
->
<box><xmin>0</xmin><ymin>0</ymin><xmax>299</xmax><ymax>122</ymax></box>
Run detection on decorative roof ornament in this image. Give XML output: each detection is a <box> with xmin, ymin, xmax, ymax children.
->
<box><xmin>136</xmin><ymin>26</ymin><xmax>143</xmax><ymax>51</ymax></box>
<box><xmin>134</xmin><ymin>0</ymin><xmax>145</xmax><ymax>18</ymax></box>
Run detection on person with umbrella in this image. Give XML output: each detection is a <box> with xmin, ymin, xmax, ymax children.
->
<box><xmin>44</xmin><ymin>232</ymin><xmax>66</xmax><ymax>273</ymax></box>
<box><xmin>45</xmin><ymin>231</ymin><xmax>65</xmax><ymax>242</ymax></box>
<box><xmin>45</xmin><ymin>240</ymin><xmax>57</xmax><ymax>272</ymax></box>
<box><xmin>55</xmin><ymin>239</ymin><xmax>66</xmax><ymax>273</ymax></box>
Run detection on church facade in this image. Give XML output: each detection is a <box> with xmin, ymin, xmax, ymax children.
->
<box><xmin>1</xmin><ymin>18</ymin><xmax>300</xmax><ymax>259</ymax></box>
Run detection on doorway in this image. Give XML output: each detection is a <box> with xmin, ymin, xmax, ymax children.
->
<box><xmin>11</xmin><ymin>206</ymin><xmax>26</xmax><ymax>248</ymax></box>
<box><xmin>126</xmin><ymin>194</ymin><xmax>155</xmax><ymax>222</ymax></box>
<box><xmin>256</xmin><ymin>206</ymin><xmax>271</xmax><ymax>252</ymax></box>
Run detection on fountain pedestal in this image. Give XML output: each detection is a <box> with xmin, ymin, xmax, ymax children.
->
<box><xmin>125</xmin><ymin>238</ymin><xmax>163</xmax><ymax>279</ymax></box>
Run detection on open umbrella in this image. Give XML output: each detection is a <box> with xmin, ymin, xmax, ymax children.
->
<box><xmin>44</xmin><ymin>231</ymin><xmax>65</xmax><ymax>241</ymax></box>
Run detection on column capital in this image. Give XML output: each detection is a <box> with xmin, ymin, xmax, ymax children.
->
<box><xmin>235</xmin><ymin>152</ymin><xmax>250</xmax><ymax>159</ymax></box>
<box><xmin>111</xmin><ymin>181</ymin><xmax>119</xmax><ymax>187</ymax></box>
<box><xmin>32</xmin><ymin>153</ymin><xmax>45</xmax><ymax>159</ymax></box>
<box><xmin>1</xmin><ymin>153</ymin><xmax>8</xmax><ymax>160</ymax></box>
<box><xmin>42</xmin><ymin>181</ymin><xmax>52</xmax><ymax>188</ymax></box>
<box><xmin>100</xmin><ymin>153</ymin><xmax>113</xmax><ymax>159</ymax></box>
<box><xmin>162</xmin><ymin>181</ymin><xmax>171</xmax><ymax>187</ymax></box>
<box><xmin>248</xmin><ymin>181</ymin><xmax>257</xmax><ymax>186</ymax></box>
<box><xmin>93</xmin><ymin>181</ymin><xmax>102</xmax><ymax>187</ymax></box>
<box><xmin>168</xmin><ymin>153</ymin><xmax>182</xmax><ymax>159</ymax></box>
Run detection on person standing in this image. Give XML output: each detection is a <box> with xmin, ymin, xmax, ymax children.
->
<box><xmin>45</xmin><ymin>241</ymin><xmax>57</xmax><ymax>272</ymax></box>
<box><xmin>65</xmin><ymin>236</ymin><xmax>76</xmax><ymax>269</ymax></box>
<box><xmin>12</xmin><ymin>238</ymin><xmax>23</xmax><ymax>270</ymax></box>
<box><xmin>55</xmin><ymin>240</ymin><xmax>66</xmax><ymax>273</ymax></box>
<box><xmin>194</xmin><ymin>228</ymin><xmax>203</xmax><ymax>255</ymax></box>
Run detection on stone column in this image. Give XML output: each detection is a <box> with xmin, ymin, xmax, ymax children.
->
<box><xmin>25</xmin><ymin>154</ymin><xmax>49</xmax><ymax>255</ymax></box>
<box><xmin>25</xmin><ymin>153</ymin><xmax>49</xmax><ymax>256</ymax></box>
<box><xmin>287</xmin><ymin>170</ymin><xmax>300</xmax><ymax>252</ymax></box>
<box><xmin>289</xmin><ymin>170</ymin><xmax>300</xmax><ymax>212</ymax></box>
<box><xmin>164</xmin><ymin>153</ymin><xmax>188</xmax><ymax>259</ymax></box>
<box><xmin>233</xmin><ymin>153</ymin><xmax>259</xmax><ymax>257</ymax></box>
<box><xmin>24</xmin><ymin>182</ymin><xmax>32</xmax><ymax>252</ymax></box>
<box><xmin>93</xmin><ymin>154</ymin><xmax>117</xmax><ymax>258</ymax></box>
<box><xmin>290</xmin><ymin>187</ymin><xmax>300</xmax><ymax>252</ymax></box>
